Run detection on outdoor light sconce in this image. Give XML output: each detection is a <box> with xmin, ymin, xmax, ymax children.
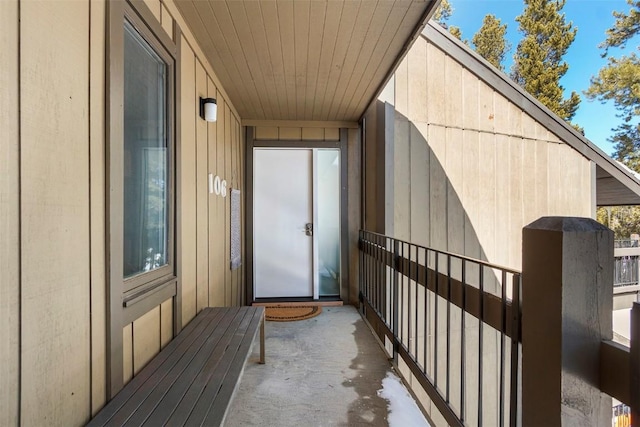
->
<box><xmin>200</xmin><ymin>97</ymin><xmax>217</xmax><ymax>122</ymax></box>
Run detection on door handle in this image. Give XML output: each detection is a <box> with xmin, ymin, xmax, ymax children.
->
<box><xmin>304</xmin><ymin>223</ymin><xmax>313</xmax><ymax>236</ymax></box>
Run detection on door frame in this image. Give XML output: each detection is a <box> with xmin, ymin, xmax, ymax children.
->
<box><xmin>245</xmin><ymin>127</ymin><xmax>349</xmax><ymax>303</ymax></box>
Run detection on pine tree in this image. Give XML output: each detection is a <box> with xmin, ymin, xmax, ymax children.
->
<box><xmin>601</xmin><ymin>0</ymin><xmax>640</xmax><ymax>54</ymax></box>
<box><xmin>432</xmin><ymin>0</ymin><xmax>453</xmax><ymax>28</ymax></box>
<box><xmin>511</xmin><ymin>0</ymin><xmax>581</xmax><ymax>123</ymax></box>
<box><xmin>449</xmin><ymin>25</ymin><xmax>463</xmax><ymax>41</ymax></box>
<box><xmin>472</xmin><ymin>14</ymin><xmax>510</xmax><ymax>71</ymax></box>
<box><xmin>589</xmin><ymin>0</ymin><xmax>640</xmax><ymax>238</ymax></box>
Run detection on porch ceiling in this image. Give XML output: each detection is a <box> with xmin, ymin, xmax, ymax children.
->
<box><xmin>174</xmin><ymin>0</ymin><xmax>437</xmax><ymax>122</ymax></box>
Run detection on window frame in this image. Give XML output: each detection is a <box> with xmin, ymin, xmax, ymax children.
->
<box><xmin>106</xmin><ymin>0</ymin><xmax>178</xmax><ymax>398</ymax></box>
<box><xmin>120</xmin><ymin>10</ymin><xmax>175</xmax><ymax>294</ymax></box>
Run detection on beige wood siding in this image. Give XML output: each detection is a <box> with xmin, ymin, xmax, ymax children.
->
<box><xmin>379</xmin><ymin>35</ymin><xmax>592</xmax><ymax>272</ymax></box>
<box><xmin>2</xmin><ymin>0</ymin><xmax>247</xmax><ymax>423</ymax></box>
<box><xmin>20</xmin><ymin>1</ymin><xmax>91</xmax><ymax>425</ymax></box>
<box><xmin>0</xmin><ymin>0</ymin><xmax>19</xmax><ymax>425</ymax></box>
<box><xmin>90</xmin><ymin>0</ymin><xmax>107</xmax><ymax>415</ymax></box>
<box><xmin>167</xmin><ymin>0</ymin><xmax>245</xmax><ymax>317</ymax></box>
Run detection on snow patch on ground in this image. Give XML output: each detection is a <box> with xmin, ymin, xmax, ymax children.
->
<box><xmin>378</xmin><ymin>371</ymin><xmax>431</xmax><ymax>427</ymax></box>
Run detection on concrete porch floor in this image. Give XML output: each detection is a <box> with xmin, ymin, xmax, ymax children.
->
<box><xmin>224</xmin><ymin>305</ymin><xmax>429</xmax><ymax>427</ymax></box>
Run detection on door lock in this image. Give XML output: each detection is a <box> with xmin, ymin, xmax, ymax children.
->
<box><xmin>304</xmin><ymin>223</ymin><xmax>313</xmax><ymax>236</ymax></box>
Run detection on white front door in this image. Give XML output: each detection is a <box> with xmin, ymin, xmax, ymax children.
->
<box><xmin>254</xmin><ymin>149</ymin><xmax>313</xmax><ymax>297</ymax></box>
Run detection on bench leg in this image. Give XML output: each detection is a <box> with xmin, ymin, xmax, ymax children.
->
<box><xmin>259</xmin><ymin>311</ymin><xmax>265</xmax><ymax>364</ymax></box>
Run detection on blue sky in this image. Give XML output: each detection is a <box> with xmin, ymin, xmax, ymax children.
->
<box><xmin>446</xmin><ymin>0</ymin><xmax>634</xmax><ymax>156</ymax></box>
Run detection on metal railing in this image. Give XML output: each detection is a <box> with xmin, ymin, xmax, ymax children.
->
<box><xmin>358</xmin><ymin>230</ymin><xmax>521</xmax><ymax>427</ymax></box>
<box><xmin>600</xmin><ymin>302</ymin><xmax>640</xmax><ymax>422</ymax></box>
<box><xmin>615</xmin><ymin>256</ymin><xmax>639</xmax><ymax>287</ymax></box>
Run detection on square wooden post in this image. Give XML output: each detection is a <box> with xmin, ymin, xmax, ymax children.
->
<box><xmin>522</xmin><ymin>217</ymin><xmax>613</xmax><ymax>426</ymax></box>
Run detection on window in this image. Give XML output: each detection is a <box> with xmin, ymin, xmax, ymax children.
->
<box><xmin>107</xmin><ymin>0</ymin><xmax>177</xmax><ymax>398</ymax></box>
<box><xmin>118</xmin><ymin>14</ymin><xmax>175</xmax><ymax>294</ymax></box>
<box><xmin>123</xmin><ymin>21</ymin><xmax>169</xmax><ymax>280</ymax></box>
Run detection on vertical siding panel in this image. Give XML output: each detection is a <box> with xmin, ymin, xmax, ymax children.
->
<box><xmin>446</xmin><ymin>127</ymin><xmax>464</xmax><ymax>255</ymax></box>
<box><xmin>494</xmin><ymin>134</ymin><xmax>510</xmax><ymax>267</ymax></box>
<box><xmin>225</xmin><ymin>103</ymin><xmax>232</xmax><ymax>306</ymax></box>
<box><xmin>407</xmin><ymin>38</ymin><xmax>427</xmax><ymax>123</ymax></box>
<box><xmin>477</xmin><ymin>82</ymin><xmax>495</xmax><ymax>133</ymax></box>
<box><xmin>278</xmin><ymin>127</ymin><xmax>302</xmax><ymax>140</ymax></box>
<box><xmin>428</xmin><ymin>125</ymin><xmax>447</xmax><ymax>251</ymax></box>
<box><xmin>493</xmin><ymin>92</ymin><xmax>511</xmax><ymax>136</ymax></box>
<box><xmin>160</xmin><ymin>298</ymin><xmax>173</xmax><ymax>349</ymax></box>
<box><xmin>535</xmin><ymin>139</ymin><xmax>549</xmax><ymax>215</ymax></box>
<box><xmin>522</xmin><ymin>139</ymin><xmax>539</xmax><ymax>227</ymax></box>
<box><xmin>180</xmin><ymin>38</ymin><xmax>197</xmax><ymax>325</ymax></box>
<box><xmin>462</xmin><ymin>70</ymin><xmax>479</xmax><ymax>131</ymax></box>
<box><xmin>133</xmin><ymin>306</ymin><xmax>161</xmax><ymax>375</ymax></box>
<box><xmin>20</xmin><ymin>2</ymin><xmax>91</xmax><ymax>425</ymax></box>
<box><xmin>395</xmin><ymin>55</ymin><xmax>409</xmax><ymax>117</ymax></box>
<box><xmin>0</xmin><ymin>0</ymin><xmax>19</xmax><ymax>424</ymax></box>
<box><xmin>478</xmin><ymin>133</ymin><xmax>496</xmax><ymax>264</ymax></box>
<box><xmin>195</xmin><ymin>61</ymin><xmax>209</xmax><ymax>312</ymax></box>
<box><xmin>123</xmin><ymin>324</ymin><xmax>133</xmax><ymax>385</ymax></box>
<box><xmin>394</xmin><ymin>117</ymin><xmax>411</xmax><ymax>240</ymax></box>
<box><xmin>216</xmin><ymin>93</ymin><xmax>227</xmax><ymax>306</ymax></box>
<box><xmin>302</xmin><ymin>127</ymin><xmax>324</xmax><ymax>141</ymax></box>
<box><xmin>208</xmin><ymin>78</ymin><xmax>224</xmax><ymax>307</ymax></box>
<box><xmin>426</xmin><ymin>44</ymin><xmax>445</xmax><ymax>125</ymax></box>
<box><xmin>90</xmin><ymin>0</ymin><xmax>107</xmax><ymax>415</ymax></box>
<box><xmin>508</xmin><ymin>137</ymin><xmax>523</xmax><ymax>270</ymax></box>
<box><xmin>444</xmin><ymin>56</ymin><xmax>463</xmax><ymax>129</ymax></box>
<box><xmin>410</xmin><ymin>123</ymin><xmax>430</xmax><ymax>247</ymax></box>
<box><xmin>462</xmin><ymin>131</ymin><xmax>481</xmax><ymax>260</ymax></box>
<box><xmin>324</xmin><ymin>127</ymin><xmax>340</xmax><ymax>141</ymax></box>
<box><xmin>160</xmin><ymin>4</ymin><xmax>174</xmax><ymax>40</ymax></box>
<box><xmin>255</xmin><ymin>126</ymin><xmax>278</xmax><ymax>140</ymax></box>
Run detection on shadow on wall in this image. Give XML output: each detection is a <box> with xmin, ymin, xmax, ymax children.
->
<box><xmin>364</xmin><ymin>101</ymin><xmax>516</xmax><ymax>426</ymax></box>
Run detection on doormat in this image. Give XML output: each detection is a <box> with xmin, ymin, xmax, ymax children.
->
<box><xmin>265</xmin><ymin>305</ymin><xmax>322</xmax><ymax>322</ymax></box>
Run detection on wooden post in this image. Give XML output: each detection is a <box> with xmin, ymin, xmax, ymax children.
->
<box><xmin>522</xmin><ymin>217</ymin><xmax>613</xmax><ymax>426</ymax></box>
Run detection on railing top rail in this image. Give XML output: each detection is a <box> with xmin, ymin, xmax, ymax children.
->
<box><xmin>360</xmin><ymin>229</ymin><xmax>522</xmax><ymax>275</ymax></box>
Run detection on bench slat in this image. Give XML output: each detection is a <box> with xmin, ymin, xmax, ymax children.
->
<box><xmin>88</xmin><ymin>308</ymin><xmax>225</xmax><ymax>427</ymax></box>
<box><xmin>123</xmin><ymin>308</ymin><xmax>244</xmax><ymax>426</ymax></box>
<box><xmin>88</xmin><ymin>306</ymin><xmax>265</xmax><ymax>427</ymax></box>
<box><xmin>202</xmin><ymin>308</ymin><xmax>265</xmax><ymax>426</ymax></box>
<box><xmin>140</xmin><ymin>307</ymin><xmax>252</xmax><ymax>426</ymax></box>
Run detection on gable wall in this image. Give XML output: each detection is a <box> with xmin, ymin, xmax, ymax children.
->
<box><xmin>381</xmin><ymin>35</ymin><xmax>593</xmax><ymax>271</ymax></box>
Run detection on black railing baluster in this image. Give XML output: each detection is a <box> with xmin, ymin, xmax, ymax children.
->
<box><xmin>510</xmin><ymin>274</ymin><xmax>521</xmax><ymax>427</ymax></box>
<box><xmin>461</xmin><ymin>259</ymin><xmax>466</xmax><ymax>423</ymax></box>
<box><xmin>357</xmin><ymin>231</ymin><xmax>521</xmax><ymax>427</ymax></box>
<box><xmin>478</xmin><ymin>266</ymin><xmax>484</xmax><ymax>427</ymax></box>
<box><xmin>500</xmin><ymin>270</ymin><xmax>507</xmax><ymax>427</ymax></box>
<box><xmin>446</xmin><ymin>255</ymin><xmax>451</xmax><ymax>403</ymax></box>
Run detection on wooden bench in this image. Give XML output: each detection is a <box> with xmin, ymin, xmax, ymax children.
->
<box><xmin>88</xmin><ymin>306</ymin><xmax>265</xmax><ymax>427</ymax></box>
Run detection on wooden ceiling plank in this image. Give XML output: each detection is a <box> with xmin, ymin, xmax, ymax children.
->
<box><xmin>208</xmin><ymin>0</ymin><xmax>264</xmax><ymax>118</ymax></box>
<box><xmin>226</xmin><ymin>1</ymin><xmax>274</xmax><ymax>119</ymax></box>
<box><xmin>303</xmin><ymin>1</ymin><xmax>326</xmax><ymax>120</ymax></box>
<box><xmin>277</xmin><ymin>0</ymin><xmax>296</xmax><ymax>119</ymax></box>
<box><xmin>348</xmin><ymin>1</ymin><xmax>426</xmax><ymax>120</ymax></box>
<box><xmin>317</xmin><ymin>0</ymin><xmax>361</xmax><ymax>120</ymax></box>
<box><xmin>176</xmin><ymin>0</ymin><xmax>248</xmax><ymax>116</ymax></box>
<box><xmin>243</xmin><ymin>0</ymin><xmax>283</xmax><ymax>119</ymax></box>
<box><xmin>260</xmin><ymin>0</ymin><xmax>288</xmax><ymax>121</ymax></box>
<box><xmin>312</xmin><ymin>1</ymin><xmax>343</xmax><ymax>120</ymax></box>
<box><xmin>293</xmin><ymin>0</ymin><xmax>310</xmax><ymax>121</ymax></box>
<box><xmin>329</xmin><ymin>0</ymin><xmax>386</xmax><ymax>120</ymax></box>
